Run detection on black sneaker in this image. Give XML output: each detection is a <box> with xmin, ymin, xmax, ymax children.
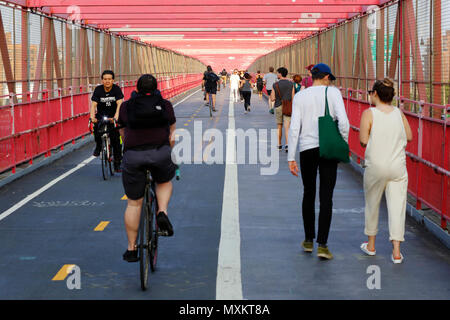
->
<box><xmin>156</xmin><ymin>212</ymin><xmax>174</xmax><ymax>237</ymax></box>
<box><xmin>93</xmin><ymin>147</ymin><xmax>101</xmax><ymax>157</ymax></box>
<box><xmin>123</xmin><ymin>249</ymin><xmax>139</xmax><ymax>262</ymax></box>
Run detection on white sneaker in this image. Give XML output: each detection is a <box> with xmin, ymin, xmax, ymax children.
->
<box><xmin>391</xmin><ymin>253</ymin><xmax>404</xmax><ymax>264</ymax></box>
<box><xmin>360</xmin><ymin>242</ymin><xmax>376</xmax><ymax>256</ymax></box>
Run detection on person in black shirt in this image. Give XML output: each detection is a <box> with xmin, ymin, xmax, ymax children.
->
<box><xmin>202</xmin><ymin>65</ymin><xmax>221</xmax><ymax>111</ymax></box>
<box><xmin>118</xmin><ymin>74</ymin><xmax>177</xmax><ymax>262</ymax></box>
<box><xmin>90</xmin><ymin>70</ymin><xmax>124</xmax><ymax>172</ymax></box>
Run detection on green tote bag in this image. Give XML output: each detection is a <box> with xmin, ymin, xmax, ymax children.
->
<box><xmin>318</xmin><ymin>87</ymin><xmax>350</xmax><ymax>163</ymax></box>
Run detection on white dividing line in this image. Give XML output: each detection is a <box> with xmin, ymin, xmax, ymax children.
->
<box><xmin>216</xmin><ymin>91</ymin><xmax>243</xmax><ymax>300</ymax></box>
<box><xmin>173</xmin><ymin>89</ymin><xmax>201</xmax><ymax>108</ymax></box>
<box><xmin>0</xmin><ymin>156</ymin><xmax>96</xmax><ymax>222</ymax></box>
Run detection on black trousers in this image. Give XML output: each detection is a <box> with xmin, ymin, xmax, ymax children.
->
<box><xmin>94</xmin><ymin>122</ymin><xmax>122</xmax><ymax>164</ymax></box>
<box><xmin>299</xmin><ymin>147</ymin><xmax>338</xmax><ymax>245</ymax></box>
<box><xmin>242</xmin><ymin>91</ymin><xmax>251</xmax><ymax>110</ymax></box>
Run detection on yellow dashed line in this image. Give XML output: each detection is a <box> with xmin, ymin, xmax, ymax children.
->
<box><xmin>94</xmin><ymin>221</ymin><xmax>110</xmax><ymax>231</ymax></box>
<box><xmin>52</xmin><ymin>264</ymin><xmax>76</xmax><ymax>281</ymax></box>
<box><xmin>121</xmin><ymin>195</ymin><xmax>128</xmax><ymax>200</ymax></box>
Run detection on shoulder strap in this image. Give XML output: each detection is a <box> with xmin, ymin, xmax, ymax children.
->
<box><xmin>274</xmin><ymin>82</ymin><xmax>282</xmax><ymax>99</ymax></box>
<box><xmin>325</xmin><ymin>87</ymin><xmax>330</xmax><ymax>116</ymax></box>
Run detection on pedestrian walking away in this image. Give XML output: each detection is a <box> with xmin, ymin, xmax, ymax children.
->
<box><xmin>301</xmin><ymin>64</ymin><xmax>314</xmax><ymax>90</ymax></box>
<box><xmin>263</xmin><ymin>67</ymin><xmax>278</xmax><ymax>110</ymax></box>
<box><xmin>256</xmin><ymin>71</ymin><xmax>264</xmax><ymax>99</ymax></box>
<box><xmin>359</xmin><ymin>78</ymin><xmax>413</xmax><ymax>264</ymax></box>
<box><xmin>293</xmin><ymin>74</ymin><xmax>302</xmax><ymax>95</ymax></box>
<box><xmin>287</xmin><ymin>63</ymin><xmax>350</xmax><ymax>260</ymax></box>
<box><xmin>270</xmin><ymin>67</ymin><xmax>293</xmax><ymax>153</ymax></box>
<box><xmin>240</xmin><ymin>73</ymin><xmax>253</xmax><ymax>114</ymax></box>
<box><xmin>230</xmin><ymin>69</ymin><xmax>241</xmax><ymax>103</ymax></box>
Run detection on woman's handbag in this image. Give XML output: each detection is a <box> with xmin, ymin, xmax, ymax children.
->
<box><xmin>318</xmin><ymin>87</ymin><xmax>350</xmax><ymax>163</ymax></box>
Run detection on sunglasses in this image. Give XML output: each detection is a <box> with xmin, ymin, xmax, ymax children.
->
<box><xmin>368</xmin><ymin>90</ymin><xmax>375</xmax><ymax>95</ymax></box>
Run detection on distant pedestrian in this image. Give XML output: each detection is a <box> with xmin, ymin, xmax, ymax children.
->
<box><xmin>256</xmin><ymin>71</ymin><xmax>264</xmax><ymax>99</ymax></box>
<box><xmin>240</xmin><ymin>73</ymin><xmax>253</xmax><ymax>114</ymax></box>
<box><xmin>288</xmin><ymin>63</ymin><xmax>350</xmax><ymax>260</ymax></box>
<box><xmin>359</xmin><ymin>78</ymin><xmax>413</xmax><ymax>264</ymax></box>
<box><xmin>263</xmin><ymin>67</ymin><xmax>278</xmax><ymax>110</ymax></box>
<box><xmin>239</xmin><ymin>71</ymin><xmax>245</xmax><ymax>102</ymax></box>
<box><xmin>270</xmin><ymin>67</ymin><xmax>293</xmax><ymax>152</ymax></box>
<box><xmin>292</xmin><ymin>74</ymin><xmax>302</xmax><ymax>95</ymax></box>
<box><xmin>230</xmin><ymin>69</ymin><xmax>241</xmax><ymax>103</ymax></box>
<box><xmin>301</xmin><ymin>64</ymin><xmax>314</xmax><ymax>90</ymax></box>
<box><xmin>202</xmin><ymin>65</ymin><xmax>221</xmax><ymax>112</ymax></box>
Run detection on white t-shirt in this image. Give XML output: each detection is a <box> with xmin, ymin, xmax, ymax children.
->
<box><xmin>287</xmin><ymin>85</ymin><xmax>350</xmax><ymax>161</ymax></box>
<box><xmin>230</xmin><ymin>74</ymin><xmax>241</xmax><ymax>89</ymax></box>
<box><xmin>263</xmin><ymin>73</ymin><xmax>278</xmax><ymax>90</ymax></box>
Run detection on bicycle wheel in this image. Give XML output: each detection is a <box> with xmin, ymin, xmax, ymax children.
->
<box><xmin>149</xmin><ymin>186</ymin><xmax>159</xmax><ymax>272</ymax></box>
<box><xmin>208</xmin><ymin>93</ymin><xmax>213</xmax><ymax>118</ymax></box>
<box><xmin>139</xmin><ymin>188</ymin><xmax>151</xmax><ymax>291</ymax></box>
<box><xmin>101</xmin><ymin>137</ymin><xmax>109</xmax><ymax>180</ymax></box>
<box><xmin>107</xmin><ymin>138</ymin><xmax>114</xmax><ymax>176</ymax></box>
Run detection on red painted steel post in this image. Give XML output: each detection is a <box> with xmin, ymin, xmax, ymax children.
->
<box><xmin>416</xmin><ymin>100</ymin><xmax>424</xmax><ymax>210</ymax></box>
<box><xmin>441</xmin><ymin>106</ymin><xmax>448</xmax><ymax>229</ymax></box>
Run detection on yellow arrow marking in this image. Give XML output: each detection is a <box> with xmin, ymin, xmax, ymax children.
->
<box><xmin>121</xmin><ymin>195</ymin><xmax>128</xmax><ymax>200</ymax></box>
<box><xmin>94</xmin><ymin>221</ymin><xmax>110</xmax><ymax>231</ymax></box>
<box><xmin>52</xmin><ymin>264</ymin><xmax>76</xmax><ymax>281</ymax></box>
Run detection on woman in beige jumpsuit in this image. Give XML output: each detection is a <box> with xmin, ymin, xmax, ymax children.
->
<box><xmin>359</xmin><ymin>79</ymin><xmax>413</xmax><ymax>264</ymax></box>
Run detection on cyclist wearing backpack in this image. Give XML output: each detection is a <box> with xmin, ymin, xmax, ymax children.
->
<box><xmin>202</xmin><ymin>65</ymin><xmax>221</xmax><ymax>112</ymax></box>
<box><xmin>118</xmin><ymin>74</ymin><xmax>177</xmax><ymax>262</ymax></box>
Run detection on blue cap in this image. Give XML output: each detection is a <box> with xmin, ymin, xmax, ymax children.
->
<box><xmin>312</xmin><ymin>63</ymin><xmax>336</xmax><ymax>81</ymax></box>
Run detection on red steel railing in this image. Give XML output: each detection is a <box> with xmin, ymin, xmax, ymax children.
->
<box><xmin>0</xmin><ymin>73</ymin><xmax>203</xmax><ymax>175</ymax></box>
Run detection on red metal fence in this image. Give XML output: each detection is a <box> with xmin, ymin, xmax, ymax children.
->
<box><xmin>0</xmin><ymin>73</ymin><xmax>203</xmax><ymax>174</ymax></box>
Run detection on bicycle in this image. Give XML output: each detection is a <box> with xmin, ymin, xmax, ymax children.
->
<box><xmin>138</xmin><ymin>165</ymin><xmax>180</xmax><ymax>291</ymax></box>
<box><xmin>89</xmin><ymin>116</ymin><xmax>116</xmax><ymax>180</ymax></box>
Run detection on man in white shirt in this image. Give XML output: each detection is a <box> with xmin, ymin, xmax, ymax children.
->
<box><xmin>287</xmin><ymin>63</ymin><xmax>350</xmax><ymax>260</ymax></box>
<box><xmin>229</xmin><ymin>69</ymin><xmax>241</xmax><ymax>103</ymax></box>
<box><xmin>263</xmin><ymin>67</ymin><xmax>278</xmax><ymax>109</ymax></box>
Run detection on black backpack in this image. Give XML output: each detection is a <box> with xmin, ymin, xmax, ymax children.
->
<box><xmin>205</xmin><ymin>72</ymin><xmax>219</xmax><ymax>86</ymax></box>
<box><xmin>126</xmin><ymin>91</ymin><xmax>169</xmax><ymax>129</ymax></box>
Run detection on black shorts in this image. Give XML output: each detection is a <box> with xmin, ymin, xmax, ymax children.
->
<box><xmin>257</xmin><ymin>84</ymin><xmax>264</xmax><ymax>92</ymax></box>
<box><xmin>266</xmin><ymin>89</ymin><xmax>272</xmax><ymax>96</ymax></box>
<box><xmin>121</xmin><ymin>145</ymin><xmax>176</xmax><ymax>200</ymax></box>
<box><xmin>205</xmin><ymin>86</ymin><xmax>217</xmax><ymax>94</ymax></box>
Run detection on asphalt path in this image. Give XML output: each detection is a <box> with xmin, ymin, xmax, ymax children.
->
<box><xmin>0</xmin><ymin>87</ymin><xmax>449</xmax><ymax>299</ymax></box>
